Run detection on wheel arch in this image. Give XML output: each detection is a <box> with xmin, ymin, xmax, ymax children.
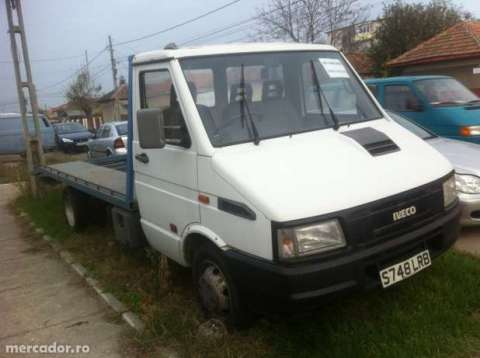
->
<box><xmin>181</xmin><ymin>224</ymin><xmax>227</xmax><ymax>266</ymax></box>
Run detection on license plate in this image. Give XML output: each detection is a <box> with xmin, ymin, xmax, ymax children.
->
<box><xmin>379</xmin><ymin>250</ymin><xmax>431</xmax><ymax>288</ymax></box>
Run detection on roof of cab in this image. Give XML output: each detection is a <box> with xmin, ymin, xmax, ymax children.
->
<box><xmin>365</xmin><ymin>75</ymin><xmax>451</xmax><ymax>84</ymax></box>
<box><xmin>132</xmin><ymin>42</ymin><xmax>338</xmax><ymax>65</ymax></box>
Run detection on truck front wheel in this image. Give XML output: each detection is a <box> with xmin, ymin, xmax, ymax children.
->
<box><xmin>192</xmin><ymin>244</ymin><xmax>252</xmax><ymax>329</ymax></box>
<box><xmin>63</xmin><ymin>187</ymin><xmax>88</xmax><ymax>231</ymax></box>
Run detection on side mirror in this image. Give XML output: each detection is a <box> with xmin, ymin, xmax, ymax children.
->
<box><xmin>137</xmin><ymin>108</ymin><xmax>166</xmax><ymax>149</ymax></box>
<box><xmin>406</xmin><ymin>98</ymin><xmax>424</xmax><ymax>112</ymax></box>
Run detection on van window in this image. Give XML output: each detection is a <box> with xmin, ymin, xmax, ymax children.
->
<box><xmin>384</xmin><ymin>85</ymin><xmax>419</xmax><ymax>111</ymax></box>
<box><xmin>101</xmin><ymin>126</ymin><xmax>111</xmax><ymax>138</ymax></box>
<box><xmin>140</xmin><ymin>70</ymin><xmax>190</xmax><ymax>147</ymax></box>
<box><xmin>0</xmin><ymin>116</ymin><xmax>47</xmax><ymax>131</ymax></box>
<box><xmin>367</xmin><ymin>84</ymin><xmax>378</xmax><ymax>98</ymax></box>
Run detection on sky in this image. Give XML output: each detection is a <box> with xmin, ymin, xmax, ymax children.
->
<box><xmin>1</xmin><ymin>0</ymin><xmax>479</xmax><ymax>112</ymax></box>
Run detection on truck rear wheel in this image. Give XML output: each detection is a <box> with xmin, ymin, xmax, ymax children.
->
<box><xmin>192</xmin><ymin>243</ymin><xmax>252</xmax><ymax>329</ymax></box>
<box><xmin>63</xmin><ymin>187</ymin><xmax>88</xmax><ymax>231</ymax></box>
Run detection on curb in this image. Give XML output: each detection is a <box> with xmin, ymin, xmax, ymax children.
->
<box><xmin>22</xmin><ymin>213</ymin><xmax>146</xmax><ymax>334</ymax></box>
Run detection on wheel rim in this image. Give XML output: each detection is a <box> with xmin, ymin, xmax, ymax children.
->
<box><xmin>64</xmin><ymin>195</ymin><xmax>75</xmax><ymax>227</ymax></box>
<box><xmin>198</xmin><ymin>261</ymin><xmax>230</xmax><ymax>315</ymax></box>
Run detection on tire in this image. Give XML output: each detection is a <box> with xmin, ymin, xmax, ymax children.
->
<box><xmin>63</xmin><ymin>187</ymin><xmax>88</xmax><ymax>231</ymax></box>
<box><xmin>192</xmin><ymin>243</ymin><xmax>252</xmax><ymax>329</ymax></box>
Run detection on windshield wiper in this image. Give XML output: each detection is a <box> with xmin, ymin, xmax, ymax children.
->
<box><xmin>310</xmin><ymin>60</ymin><xmax>340</xmax><ymax>131</ymax></box>
<box><xmin>467</xmin><ymin>99</ymin><xmax>480</xmax><ymax>105</ymax></box>
<box><xmin>240</xmin><ymin>64</ymin><xmax>260</xmax><ymax>145</ymax></box>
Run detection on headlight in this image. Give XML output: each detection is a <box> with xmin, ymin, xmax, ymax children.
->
<box><xmin>277</xmin><ymin>219</ymin><xmax>346</xmax><ymax>259</ymax></box>
<box><xmin>455</xmin><ymin>173</ymin><xmax>480</xmax><ymax>194</ymax></box>
<box><xmin>443</xmin><ymin>175</ymin><xmax>457</xmax><ymax>207</ymax></box>
<box><xmin>61</xmin><ymin>138</ymin><xmax>74</xmax><ymax>143</ymax></box>
<box><xmin>460</xmin><ymin>126</ymin><xmax>480</xmax><ymax>136</ymax></box>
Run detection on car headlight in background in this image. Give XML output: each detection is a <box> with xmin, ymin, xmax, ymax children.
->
<box><xmin>460</xmin><ymin>126</ymin><xmax>480</xmax><ymax>136</ymax></box>
<box><xmin>443</xmin><ymin>175</ymin><xmax>457</xmax><ymax>207</ymax></box>
<box><xmin>455</xmin><ymin>173</ymin><xmax>480</xmax><ymax>194</ymax></box>
<box><xmin>277</xmin><ymin>219</ymin><xmax>346</xmax><ymax>259</ymax></box>
<box><xmin>61</xmin><ymin>138</ymin><xmax>74</xmax><ymax>143</ymax></box>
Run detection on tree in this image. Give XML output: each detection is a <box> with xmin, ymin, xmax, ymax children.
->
<box><xmin>255</xmin><ymin>0</ymin><xmax>368</xmax><ymax>44</ymax></box>
<box><xmin>369</xmin><ymin>0</ymin><xmax>471</xmax><ymax>75</ymax></box>
<box><xmin>65</xmin><ymin>69</ymin><xmax>101</xmax><ymax>129</ymax></box>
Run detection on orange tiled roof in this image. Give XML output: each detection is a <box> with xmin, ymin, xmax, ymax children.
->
<box><xmin>387</xmin><ymin>21</ymin><xmax>480</xmax><ymax>67</ymax></box>
<box><xmin>345</xmin><ymin>52</ymin><xmax>374</xmax><ymax>75</ymax></box>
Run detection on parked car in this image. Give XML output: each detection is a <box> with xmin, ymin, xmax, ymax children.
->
<box><xmin>53</xmin><ymin>122</ymin><xmax>93</xmax><ymax>153</ymax></box>
<box><xmin>87</xmin><ymin>121</ymin><xmax>128</xmax><ymax>158</ymax></box>
<box><xmin>0</xmin><ymin>113</ymin><xmax>56</xmax><ymax>154</ymax></box>
<box><xmin>38</xmin><ymin>43</ymin><xmax>461</xmax><ymax>327</ymax></box>
<box><xmin>365</xmin><ymin>76</ymin><xmax>480</xmax><ymax>144</ymax></box>
<box><xmin>387</xmin><ymin>110</ymin><xmax>480</xmax><ymax>226</ymax></box>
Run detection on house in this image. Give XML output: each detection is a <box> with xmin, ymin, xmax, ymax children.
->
<box><xmin>329</xmin><ymin>20</ymin><xmax>381</xmax><ymax>52</ymax></box>
<box><xmin>48</xmin><ymin>102</ymin><xmax>102</xmax><ymax>129</ymax></box>
<box><xmin>96</xmin><ymin>81</ymin><xmax>128</xmax><ymax>122</ymax></box>
<box><xmin>345</xmin><ymin>52</ymin><xmax>374</xmax><ymax>78</ymax></box>
<box><xmin>387</xmin><ymin>21</ymin><xmax>480</xmax><ymax>95</ymax></box>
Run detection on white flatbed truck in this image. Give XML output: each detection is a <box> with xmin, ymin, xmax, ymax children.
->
<box><xmin>38</xmin><ymin>43</ymin><xmax>461</xmax><ymax>327</ymax></box>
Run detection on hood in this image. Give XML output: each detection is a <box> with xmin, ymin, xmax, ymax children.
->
<box><xmin>427</xmin><ymin>137</ymin><xmax>480</xmax><ymax>175</ymax></box>
<box><xmin>58</xmin><ymin>131</ymin><xmax>93</xmax><ymax>140</ymax></box>
<box><xmin>211</xmin><ymin>119</ymin><xmax>453</xmax><ymax>222</ymax></box>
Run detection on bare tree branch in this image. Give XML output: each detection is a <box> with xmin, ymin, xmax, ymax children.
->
<box><xmin>65</xmin><ymin>69</ymin><xmax>101</xmax><ymax>129</ymax></box>
<box><xmin>255</xmin><ymin>0</ymin><xmax>368</xmax><ymax>44</ymax></box>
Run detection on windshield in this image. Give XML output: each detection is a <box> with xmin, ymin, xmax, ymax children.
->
<box><xmin>115</xmin><ymin>123</ymin><xmax>128</xmax><ymax>135</ymax></box>
<box><xmin>54</xmin><ymin>122</ymin><xmax>86</xmax><ymax>134</ymax></box>
<box><xmin>415</xmin><ymin>78</ymin><xmax>479</xmax><ymax>106</ymax></box>
<box><xmin>387</xmin><ymin>111</ymin><xmax>435</xmax><ymax>140</ymax></box>
<box><xmin>180</xmin><ymin>51</ymin><xmax>382</xmax><ymax>147</ymax></box>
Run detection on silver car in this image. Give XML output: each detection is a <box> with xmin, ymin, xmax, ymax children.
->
<box><xmin>87</xmin><ymin>121</ymin><xmax>128</xmax><ymax>158</ymax></box>
<box><xmin>388</xmin><ymin>110</ymin><xmax>480</xmax><ymax>226</ymax></box>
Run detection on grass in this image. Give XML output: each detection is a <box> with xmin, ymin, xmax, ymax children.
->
<box><xmin>14</xmin><ymin>188</ymin><xmax>480</xmax><ymax>358</ymax></box>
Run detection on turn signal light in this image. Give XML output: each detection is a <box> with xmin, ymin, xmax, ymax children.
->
<box><xmin>198</xmin><ymin>194</ymin><xmax>210</xmax><ymax>205</ymax></box>
<box><xmin>460</xmin><ymin>126</ymin><xmax>480</xmax><ymax>136</ymax></box>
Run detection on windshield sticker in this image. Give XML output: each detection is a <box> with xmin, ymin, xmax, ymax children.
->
<box><xmin>318</xmin><ymin>58</ymin><xmax>349</xmax><ymax>78</ymax></box>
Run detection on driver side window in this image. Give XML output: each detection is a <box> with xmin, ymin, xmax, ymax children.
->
<box><xmin>140</xmin><ymin>70</ymin><xmax>191</xmax><ymax>148</ymax></box>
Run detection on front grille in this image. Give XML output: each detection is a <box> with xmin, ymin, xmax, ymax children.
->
<box><xmin>344</xmin><ymin>180</ymin><xmax>444</xmax><ymax>247</ymax></box>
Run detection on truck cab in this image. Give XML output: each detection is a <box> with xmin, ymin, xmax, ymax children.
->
<box><xmin>129</xmin><ymin>44</ymin><xmax>460</xmax><ymax>325</ymax></box>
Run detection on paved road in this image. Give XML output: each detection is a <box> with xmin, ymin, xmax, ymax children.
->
<box><xmin>0</xmin><ymin>184</ymin><xmax>126</xmax><ymax>358</ymax></box>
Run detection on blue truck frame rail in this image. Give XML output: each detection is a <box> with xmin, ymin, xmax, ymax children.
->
<box><xmin>36</xmin><ymin>55</ymin><xmax>137</xmax><ymax>212</ymax></box>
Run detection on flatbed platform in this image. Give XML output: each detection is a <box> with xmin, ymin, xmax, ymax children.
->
<box><xmin>37</xmin><ymin>156</ymin><xmax>135</xmax><ymax>210</ymax></box>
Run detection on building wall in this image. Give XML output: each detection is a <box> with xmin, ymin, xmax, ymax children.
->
<box><xmin>400</xmin><ymin>57</ymin><xmax>480</xmax><ymax>95</ymax></box>
<box><xmin>99</xmin><ymin>100</ymin><xmax>128</xmax><ymax>122</ymax></box>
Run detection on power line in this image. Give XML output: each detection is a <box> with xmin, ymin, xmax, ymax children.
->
<box><xmin>177</xmin><ymin>0</ymin><xmax>307</xmax><ymax>46</ymax></box>
<box><xmin>179</xmin><ymin>17</ymin><xmax>255</xmax><ymax>46</ymax></box>
<box><xmin>0</xmin><ymin>53</ymin><xmax>84</xmax><ymax>64</ymax></box>
<box><xmin>113</xmin><ymin>0</ymin><xmax>241</xmax><ymax>47</ymax></box>
<box><xmin>36</xmin><ymin>47</ymin><xmax>108</xmax><ymax>91</ymax></box>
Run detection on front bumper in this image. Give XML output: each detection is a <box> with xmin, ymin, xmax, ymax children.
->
<box><xmin>459</xmin><ymin>192</ymin><xmax>480</xmax><ymax>226</ymax></box>
<box><xmin>224</xmin><ymin>204</ymin><xmax>461</xmax><ymax>313</ymax></box>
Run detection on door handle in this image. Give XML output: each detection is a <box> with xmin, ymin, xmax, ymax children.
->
<box><xmin>135</xmin><ymin>153</ymin><xmax>149</xmax><ymax>163</ymax></box>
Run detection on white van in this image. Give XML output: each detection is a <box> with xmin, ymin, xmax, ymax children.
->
<box><xmin>41</xmin><ymin>43</ymin><xmax>461</xmax><ymax>327</ymax></box>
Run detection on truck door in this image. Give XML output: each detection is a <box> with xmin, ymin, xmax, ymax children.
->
<box><xmin>133</xmin><ymin>62</ymin><xmax>199</xmax><ymax>261</ymax></box>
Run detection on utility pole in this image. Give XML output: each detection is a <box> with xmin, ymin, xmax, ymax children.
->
<box><xmin>5</xmin><ymin>0</ymin><xmax>45</xmax><ymax>197</ymax></box>
<box><xmin>84</xmin><ymin>49</ymin><xmax>90</xmax><ymax>83</ymax></box>
<box><xmin>108</xmin><ymin>35</ymin><xmax>118</xmax><ymax>90</ymax></box>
